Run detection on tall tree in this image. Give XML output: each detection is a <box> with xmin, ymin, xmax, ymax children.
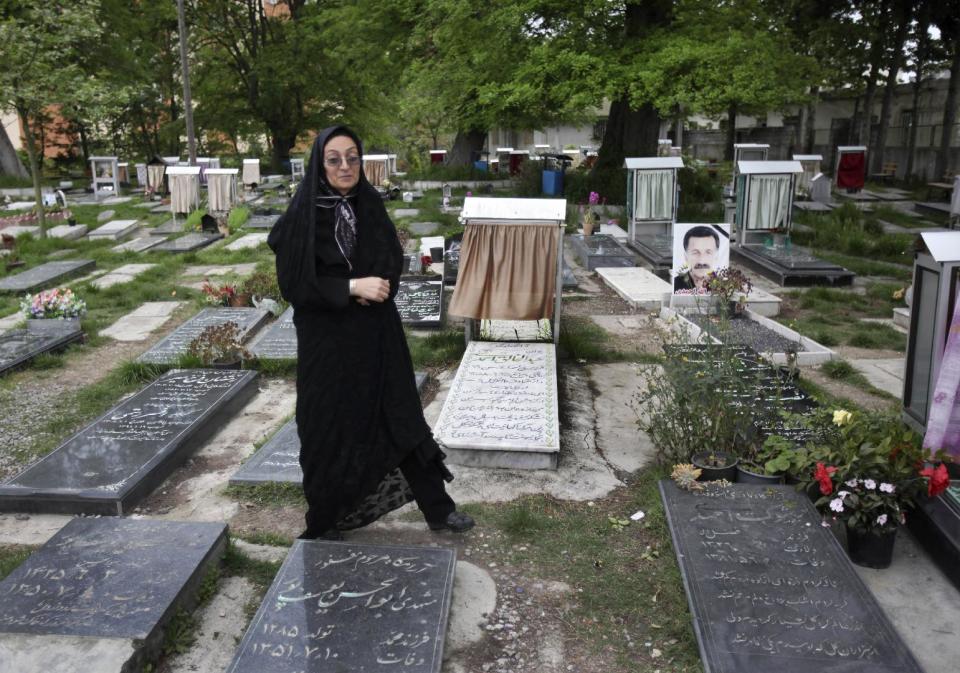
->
<box><xmin>871</xmin><ymin>0</ymin><xmax>913</xmax><ymax>175</ymax></box>
<box><xmin>0</xmin><ymin>0</ymin><xmax>105</xmax><ymax>236</ymax></box>
<box><xmin>932</xmin><ymin>0</ymin><xmax>960</xmax><ymax>180</ymax></box>
<box><xmin>905</xmin><ymin>0</ymin><xmax>935</xmax><ymax>179</ymax></box>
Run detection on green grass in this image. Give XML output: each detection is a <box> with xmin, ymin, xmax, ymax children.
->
<box><xmin>559</xmin><ymin>316</ymin><xmax>661</xmax><ymax>363</ymax></box>
<box><xmin>812</xmin><ymin>251</ymin><xmax>913</xmax><ymax>281</ymax></box>
<box><xmin>0</xmin><ymin>545</ymin><xmax>33</xmax><ymax>580</ymax></box>
<box><xmin>406</xmin><ymin>329</ymin><xmax>466</xmax><ymax>370</ymax></box>
<box><xmin>791</xmin><ymin>203</ymin><xmax>917</xmax><ymax>269</ymax></box>
<box><xmin>224</xmin><ymin>481</ymin><xmax>306</xmax><ymax>507</ymax></box>
<box><xmin>820</xmin><ymin>358</ymin><xmax>898</xmax><ymax>403</ymax></box>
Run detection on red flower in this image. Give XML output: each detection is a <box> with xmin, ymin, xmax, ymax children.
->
<box><xmin>920</xmin><ymin>463</ymin><xmax>951</xmax><ymax>498</ymax></box>
<box><xmin>813</xmin><ymin>462</ymin><xmax>837</xmax><ymax>495</ymax></box>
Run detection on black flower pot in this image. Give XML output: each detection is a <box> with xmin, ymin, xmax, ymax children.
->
<box><xmin>736</xmin><ymin>464</ymin><xmax>783</xmax><ymax>485</ymax></box>
<box><xmin>846</xmin><ymin>527</ymin><xmax>897</xmax><ymax>569</ymax></box>
<box><xmin>691</xmin><ymin>451</ymin><xmax>738</xmax><ymax>482</ymax></box>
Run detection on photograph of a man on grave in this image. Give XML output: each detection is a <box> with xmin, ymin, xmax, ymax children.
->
<box><xmin>672</xmin><ymin>223</ymin><xmax>730</xmax><ymax>293</ymax></box>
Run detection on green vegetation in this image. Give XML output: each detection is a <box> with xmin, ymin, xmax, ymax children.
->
<box><xmin>406</xmin><ymin>329</ymin><xmax>466</xmax><ymax>370</ymax></box>
<box><xmin>791</xmin><ymin>203</ymin><xmax>915</xmax><ymax>268</ymax></box>
<box><xmin>0</xmin><ymin>545</ymin><xmax>33</xmax><ymax>581</ymax></box>
<box><xmin>559</xmin><ymin>316</ymin><xmax>661</xmax><ymax>364</ymax></box>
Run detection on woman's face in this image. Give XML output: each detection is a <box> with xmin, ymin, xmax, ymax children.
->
<box><xmin>323</xmin><ymin>134</ymin><xmax>361</xmax><ymax>195</ymax></box>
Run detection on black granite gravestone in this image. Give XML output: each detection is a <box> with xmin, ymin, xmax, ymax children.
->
<box><xmin>137</xmin><ymin>307</ymin><xmax>270</xmax><ymax>364</ymax></box>
<box><xmin>226</xmin><ymin>540</ymin><xmax>455</xmax><ymax>673</ymax></box>
<box><xmin>396</xmin><ymin>277</ymin><xmax>443</xmax><ymax>326</ymax></box>
<box><xmin>0</xmin><ymin>260</ymin><xmax>96</xmax><ymax>294</ymax></box>
<box><xmin>443</xmin><ymin>234</ymin><xmax>462</xmax><ymax>286</ymax></box>
<box><xmin>660</xmin><ymin>481</ymin><xmax>924</xmax><ymax>673</ymax></box>
<box><xmin>402</xmin><ymin>253</ymin><xmax>423</xmax><ymax>276</ymax></box>
<box><xmin>568</xmin><ymin>234</ymin><xmax>636</xmax><ymax>271</ymax></box>
<box><xmin>0</xmin><ymin>321</ymin><xmax>84</xmax><ymax>376</ymax></box>
<box><xmin>249</xmin><ymin>307</ymin><xmax>296</xmax><ymax>360</ymax></box>
<box><xmin>0</xmin><ymin>369</ymin><xmax>258</xmax><ymax>514</ymax></box>
<box><xmin>229</xmin><ymin>373</ymin><xmax>428</xmax><ymax>485</ymax></box>
<box><xmin>733</xmin><ymin>244</ymin><xmax>855</xmax><ymax>287</ymax></box>
<box><xmin>245</xmin><ymin>214</ymin><xmax>280</xmax><ymax>229</ymax></box>
<box><xmin>153</xmin><ymin>232</ymin><xmax>223</xmax><ymax>253</ymax></box>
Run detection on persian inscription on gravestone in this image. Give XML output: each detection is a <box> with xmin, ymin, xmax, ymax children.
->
<box><xmin>0</xmin><ymin>322</ymin><xmax>83</xmax><ymax>376</ymax></box>
<box><xmin>660</xmin><ymin>481</ymin><xmax>924</xmax><ymax>673</ymax></box>
<box><xmin>396</xmin><ymin>277</ymin><xmax>443</xmax><ymax>325</ymax></box>
<box><xmin>249</xmin><ymin>306</ymin><xmax>297</xmax><ymax>360</ymax></box>
<box><xmin>435</xmin><ymin>341</ymin><xmax>558</xmax><ymax>452</ymax></box>
<box><xmin>227</xmin><ymin>540</ymin><xmax>455</xmax><ymax>673</ymax></box>
<box><xmin>0</xmin><ymin>369</ymin><xmax>259</xmax><ymax>515</ymax></box>
<box><xmin>0</xmin><ymin>260</ymin><xmax>96</xmax><ymax>294</ymax></box>
<box><xmin>0</xmin><ymin>518</ymin><xmax>226</xmax><ymax>638</ymax></box>
<box><xmin>137</xmin><ymin>307</ymin><xmax>270</xmax><ymax>364</ymax></box>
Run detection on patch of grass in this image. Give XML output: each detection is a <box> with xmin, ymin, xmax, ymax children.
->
<box><xmin>224</xmin><ymin>482</ymin><xmax>306</xmax><ymax>507</ymax></box>
<box><xmin>559</xmin><ymin>316</ymin><xmax>661</xmax><ymax>363</ymax></box>
<box><xmin>229</xmin><ymin>206</ymin><xmax>251</xmax><ymax>229</ymax></box>
<box><xmin>0</xmin><ymin>545</ymin><xmax>33</xmax><ymax>580</ymax></box>
<box><xmin>847</xmin><ymin>322</ymin><xmax>906</xmax><ymax>350</ymax></box>
<box><xmin>157</xmin><ymin>562</ymin><xmax>221</xmax><ymax>660</ymax></box>
<box><xmin>230</xmin><ymin>530</ymin><xmax>296</xmax><ymax>551</ymax></box>
<box><xmin>406</xmin><ymin>329</ymin><xmax>466</xmax><ymax>370</ymax></box>
<box><xmin>821</xmin><ymin>359</ymin><xmax>857</xmax><ymax>380</ymax></box>
<box><xmin>499</xmin><ymin>498</ymin><xmax>551</xmax><ymax>538</ymax></box>
<box><xmin>813</xmin><ymin>251</ymin><xmax>912</xmax><ymax>281</ymax></box>
<box><xmin>115</xmin><ymin>360</ymin><xmax>169</xmax><ymax>385</ymax></box>
<box><xmin>796</xmin><ymin>375</ymin><xmax>864</xmax><ymax>411</ymax></box>
<box><xmin>29</xmin><ymin>352</ymin><xmax>65</xmax><ymax>370</ymax></box>
<box><xmin>251</xmin><ymin>358</ymin><xmax>297</xmax><ymax>376</ymax></box>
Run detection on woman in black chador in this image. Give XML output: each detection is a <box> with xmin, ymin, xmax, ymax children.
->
<box><xmin>268</xmin><ymin>125</ymin><xmax>474</xmax><ymax>540</ymax></box>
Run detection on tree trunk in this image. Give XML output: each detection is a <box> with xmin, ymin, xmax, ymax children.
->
<box><xmin>935</xmin><ymin>43</ymin><xmax>960</xmax><ymax>180</ymax></box>
<box><xmin>269</xmin><ymin>130</ymin><xmax>296</xmax><ymax>173</ymax></box>
<box><xmin>594</xmin><ymin>96</ymin><xmax>662</xmax><ymax>172</ymax></box>
<box><xmin>873</xmin><ymin>7</ymin><xmax>911</xmax><ymax>175</ymax></box>
<box><xmin>17</xmin><ymin>108</ymin><xmax>46</xmax><ymax>238</ymax></box>
<box><xmin>0</xmin><ymin>124</ymin><xmax>28</xmax><ymax>178</ymax></box>
<box><xmin>859</xmin><ymin>1</ymin><xmax>889</xmax><ymax>147</ymax></box>
<box><xmin>447</xmin><ymin>129</ymin><xmax>486</xmax><ymax>166</ymax></box>
<box><xmin>803</xmin><ymin>87</ymin><xmax>819</xmax><ymax>153</ymax></box>
<box><xmin>76</xmin><ymin>120</ymin><xmax>90</xmax><ymax>165</ymax></box>
<box><xmin>906</xmin><ymin>2</ymin><xmax>932</xmax><ymax>180</ymax></box>
<box><xmin>725</xmin><ymin>103</ymin><xmax>737</xmax><ymax>161</ymax></box>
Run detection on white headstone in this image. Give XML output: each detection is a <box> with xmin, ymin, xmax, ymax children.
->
<box><xmin>810</xmin><ymin>173</ymin><xmax>831</xmax><ymax>204</ymax></box>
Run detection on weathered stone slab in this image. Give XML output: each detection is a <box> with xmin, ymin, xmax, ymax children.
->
<box><xmin>478</xmin><ymin>319</ymin><xmax>552</xmax><ymax>342</ymax></box>
<box><xmin>0</xmin><ymin>226</ymin><xmax>39</xmax><ymax>238</ymax></box>
<box><xmin>435</xmin><ymin>341</ymin><xmax>559</xmax><ymax>469</ymax></box>
<box><xmin>0</xmin><ymin>260</ymin><xmax>96</xmax><ymax>294</ymax></box>
<box><xmin>150</xmin><ymin>219</ymin><xmax>184</xmax><ymax>235</ymax></box>
<box><xmin>230</xmin><ymin>372</ymin><xmax>428</xmax><ymax>485</ymax></box>
<box><xmin>112</xmin><ymin>236</ymin><xmax>166</xmax><ymax>253</ymax></box>
<box><xmin>394</xmin><ymin>208</ymin><xmax>421</xmax><ymax>218</ymax></box>
<box><xmin>100</xmin><ymin>196</ymin><xmax>132</xmax><ymax>205</ymax></box>
<box><xmin>396</xmin><ymin>276</ymin><xmax>443</xmax><ymax>326</ymax></box>
<box><xmin>90</xmin><ymin>263</ymin><xmax>156</xmax><ymax>289</ymax></box>
<box><xmin>100</xmin><ymin>301</ymin><xmax>183</xmax><ymax>342</ymax></box>
<box><xmin>660</xmin><ymin>481</ymin><xmax>924</xmax><ymax>673</ymax></box>
<box><xmin>226</xmin><ymin>540</ymin><xmax>455</xmax><ymax>673</ymax></box>
<box><xmin>153</xmin><ymin>232</ymin><xmax>223</xmax><ymax>253</ymax></box>
<box><xmin>226</xmin><ymin>233</ymin><xmax>269</xmax><ymax>251</ymax></box>
<box><xmin>0</xmin><ymin>518</ymin><xmax>226</xmax><ymax>672</ymax></box>
<box><xmin>569</xmin><ymin>234</ymin><xmax>636</xmax><ymax>271</ymax></box>
<box><xmin>0</xmin><ymin>369</ymin><xmax>258</xmax><ymax>514</ymax></box>
<box><xmin>597</xmin><ymin>266</ymin><xmax>671</xmax><ymax>309</ymax></box>
<box><xmin>244</xmin><ymin>214</ymin><xmax>280</xmax><ymax>229</ymax></box>
<box><xmin>97</xmin><ymin>209</ymin><xmax>116</xmax><ymax>221</ymax></box>
<box><xmin>248</xmin><ymin>307</ymin><xmax>296</xmax><ymax>360</ymax></box>
<box><xmin>46</xmin><ymin>224</ymin><xmax>87</xmax><ymax>241</ymax></box>
<box><xmin>89</xmin><ymin>219</ymin><xmax>139</xmax><ymax>241</ymax></box>
<box><xmin>409</xmin><ymin>221</ymin><xmax>440</xmax><ymax>236</ymax></box>
<box><xmin>0</xmin><ymin>320</ymin><xmax>83</xmax><ymax>376</ymax></box>
<box><xmin>137</xmin><ymin>307</ymin><xmax>269</xmax><ymax>364</ymax></box>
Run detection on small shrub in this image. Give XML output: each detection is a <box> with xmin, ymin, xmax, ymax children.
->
<box><xmin>821</xmin><ymin>359</ymin><xmax>856</xmax><ymax>380</ymax></box>
<box><xmin>186</xmin><ymin>322</ymin><xmax>250</xmax><ymax>365</ymax></box>
<box><xmin>228</xmin><ymin>206</ymin><xmax>250</xmax><ymax>229</ymax></box>
<box><xmin>812</xmin><ymin>330</ymin><xmax>839</xmax><ymax>347</ymax></box>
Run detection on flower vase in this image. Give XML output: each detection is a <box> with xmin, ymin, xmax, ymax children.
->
<box><xmin>846</xmin><ymin>527</ymin><xmax>897</xmax><ymax>569</ymax></box>
<box><xmin>582</xmin><ymin>218</ymin><xmax>595</xmax><ymax>237</ymax></box>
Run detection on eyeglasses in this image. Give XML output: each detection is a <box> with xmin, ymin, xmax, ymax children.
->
<box><xmin>324</xmin><ymin>155</ymin><xmax>361</xmax><ymax>168</ymax></box>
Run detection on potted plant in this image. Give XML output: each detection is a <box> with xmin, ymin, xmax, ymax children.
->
<box><xmin>580</xmin><ymin>191</ymin><xmax>601</xmax><ymax>236</ymax></box>
<box><xmin>705</xmin><ymin>267</ymin><xmax>753</xmax><ymax>317</ymax></box>
<box><xmin>691</xmin><ymin>450</ymin><xmax>738</xmax><ymax>482</ymax></box>
<box><xmin>801</xmin><ymin>408</ymin><xmax>952</xmax><ymax>569</ymax></box>
<box><xmin>19</xmin><ymin>287</ymin><xmax>86</xmax><ymax>334</ymax></box>
<box><xmin>200</xmin><ymin>278</ymin><xmax>237</xmax><ymax>306</ymax></box>
<box><xmin>186</xmin><ymin>322</ymin><xmax>250</xmax><ymax>369</ymax></box>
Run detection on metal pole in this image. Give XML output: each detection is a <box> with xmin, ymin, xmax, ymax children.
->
<box><xmin>176</xmin><ymin>0</ymin><xmax>197</xmax><ymax>165</ymax></box>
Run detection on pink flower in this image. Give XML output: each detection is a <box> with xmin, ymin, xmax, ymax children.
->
<box><xmin>876</xmin><ymin>514</ymin><xmax>888</xmax><ymax>526</ymax></box>
<box><xmin>864</xmin><ymin>479</ymin><xmax>876</xmax><ymax>490</ymax></box>
<box><xmin>588</xmin><ymin>191</ymin><xmax>600</xmax><ymax>205</ymax></box>
<box><xmin>879</xmin><ymin>483</ymin><xmax>895</xmax><ymax>494</ymax></box>
<box><xmin>829</xmin><ymin>498</ymin><xmax>844</xmax><ymax>513</ymax></box>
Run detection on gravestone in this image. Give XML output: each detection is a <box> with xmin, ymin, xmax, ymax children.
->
<box><xmin>96</xmin><ymin>209</ymin><xmax>116</xmax><ymax>222</ymax></box>
<box><xmin>435</xmin><ymin>341</ymin><xmax>559</xmax><ymax>469</ymax></box>
<box><xmin>0</xmin><ymin>320</ymin><xmax>83</xmax><ymax>376</ymax></box>
<box><xmin>90</xmin><ymin>263</ymin><xmax>156</xmax><ymax>289</ymax></box>
<box><xmin>0</xmin><ymin>260</ymin><xmax>96</xmax><ymax>294</ymax></box>
<box><xmin>396</xmin><ymin>276</ymin><xmax>443</xmax><ymax>326</ymax></box>
<box><xmin>227</xmin><ymin>540</ymin><xmax>455</xmax><ymax>673</ymax></box>
<box><xmin>596</xmin><ymin>266</ymin><xmax>671</xmax><ymax>309</ymax></box>
<box><xmin>409</xmin><ymin>221</ymin><xmax>440</xmax><ymax>236</ymax></box>
<box><xmin>478</xmin><ymin>319</ymin><xmax>552</xmax><ymax>342</ymax></box>
<box><xmin>137</xmin><ymin>307</ymin><xmax>270</xmax><ymax>364</ymax></box>
<box><xmin>152</xmin><ymin>232</ymin><xmax>223</xmax><ymax>253</ymax></box>
<box><xmin>443</xmin><ymin>234</ymin><xmax>463</xmax><ymax>286</ymax></box>
<box><xmin>100</xmin><ymin>301</ymin><xmax>183</xmax><ymax>342</ymax></box>
<box><xmin>150</xmin><ymin>219</ymin><xmax>184</xmax><ymax>235</ymax></box>
<box><xmin>226</xmin><ymin>233</ymin><xmax>269</xmax><ymax>251</ymax></box>
<box><xmin>568</xmin><ymin>234</ymin><xmax>636</xmax><ymax>271</ymax></box>
<box><xmin>230</xmin><ymin>372</ymin><xmax>428</xmax><ymax>485</ymax></box>
<box><xmin>46</xmin><ymin>224</ymin><xmax>87</xmax><ymax>241</ymax></box>
<box><xmin>394</xmin><ymin>208</ymin><xmax>420</xmax><ymax>218</ymax></box>
<box><xmin>561</xmin><ymin>261</ymin><xmax>577</xmax><ymax>289</ymax></box>
<box><xmin>149</xmin><ymin>203</ymin><xmax>169</xmax><ymax>214</ymax></box>
<box><xmin>248</xmin><ymin>306</ymin><xmax>296</xmax><ymax>360</ymax></box>
<box><xmin>810</xmin><ymin>173</ymin><xmax>831</xmax><ymax>204</ymax></box>
<box><xmin>0</xmin><ymin>369</ymin><xmax>258</xmax><ymax>514</ymax></box>
<box><xmin>660</xmin><ymin>481</ymin><xmax>924</xmax><ymax>673</ymax></box>
<box><xmin>89</xmin><ymin>219</ymin><xmax>139</xmax><ymax>241</ymax></box>
<box><xmin>0</xmin><ymin>518</ymin><xmax>227</xmax><ymax>673</ymax></box>
<box><xmin>112</xmin><ymin>236</ymin><xmax>166</xmax><ymax>253</ymax></box>
<box><xmin>244</xmin><ymin>214</ymin><xmax>280</xmax><ymax>229</ymax></box>
<box><xmin>0</xmin><ymin>226</ymin><xmax>39</xmax><ymax>239</ymax></box>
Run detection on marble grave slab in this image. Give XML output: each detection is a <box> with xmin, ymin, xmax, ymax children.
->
<box><xmin>100</xmin><ymin>301</ymin><xmax>183</xmax><ymax>342</ymax></box>
<box><xmin>244</xmin><ymin>214</ymin><xmax>280</xmax><ymax>229</ymax></box>
<box><xmin>137</xmin><ymin>307</ymin><xmax>269</xmax><ymax>364</ymax></box>
<box><xmin>0</xmin><ymin>320</ymin><xmax>84</xmax><ymax>376</ymax></box>
<box><xmin>226</xmin><ymin>233</ymin><xmax>269</xmax><ymax>251</ymax></box>
<box><xmin>0</xmin><ymin>260</ymin><xmax>96</xmax><ymax>294</ymax></box>
<box><xmin>46</xmin><ymin>224</ymin><xmax>88</xmax><ymax>240</ymax></box>
<box><xmin>89</xmin><ymin>219</ymin><xmax>139</xmax><ymax>241</ymax></box>
<box><xmin>596</xmin><ymin>266</ymin><xmax>671</xmax><ymax>309</ymax></box>
<box><xmin>0</xmin><ymin>518</ymin><xmax>227</xmax><ymax>673</ymax></box>
<box><xmin>152</xmin><ymin>232</ymin><xmax>223</xmax><ymax>253</ymax></box>
<box><xmin>90</xmin><ymin>263</ymin><xmax>156</xmax><ymax>289</ymax></box>
<box><xmin>435</xmin><ymin>341</ymin><xmax>559</xmax><ymax>469</ymax></box>
<box><xmin>248</xmin><ymin>307</ymin><xmax>296</xmax><ymax>360</ymax></box>
<box><xmin>569</xmin><ymin>234</ymin><xmax>636</xmax><ymax>271</ymax></box>
<box><xmin>112</xmin><ymin>236</ymin><xmax>166</xmax><ymax>253</ymax></box>
<box><xmin>0</xmin><ymin>369</ymin><xmax>259</xmax><ymax>514</ymax></box>
<box><xmin>227</xmin><ymin>540</ymin><xmax>455</xmax><ymax>673</ymax></box>
<box><xmin>150</xmin><ymin>219</ymin><xmax>184</xmax><ymax>235</ymax></box>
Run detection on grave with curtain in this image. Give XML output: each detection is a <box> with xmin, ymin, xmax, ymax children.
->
<box><xmin>434</xmin><ymin>197</ymin><xmax>564</xmax><ymax>470</ymax></box>
<box><xmin>792</xmin><ymin>153</ymin><xmax>823</xmax><ymax>199</ymax></box>
<box><xmin>205</xmin><ymin>168</ymin><xmax>239</xmax><ymax>215</ymax></box>
<box><xmin>835</xmin><ymin>145</ymin><xmax>867</xmax><ymax>192</ymax></box>
<box><xmin>241</xmin><ymin>158</ymin><xmax>260</xmax><ymax>188</ymax></box>
<box><xmin>731</xmin><ymin>160</ymin><xmax>854</xmax><ymax>287</ymax></box>
<box><xmin>623</xmin><ymin>156</ymin><xmax>684</xmax><ymax>275</ymax></box>
<box><xmin>729</xmin><ymin>143</ymin><xmax>769</xmax><ymax>197</ymax></box>
<box><xmin>363</xmin><ymin>154</ymin><xmax>390</xmax><ymax>187</ymax></box>
<box><xmin>165</xmin><ymin>166</ymin><xmax>201</xmax><ymax>226</ymax></box>
<box><xmin>90</xmin><ymin>156</ymin><xmax>119</xmax><ymax>200</ymax></box>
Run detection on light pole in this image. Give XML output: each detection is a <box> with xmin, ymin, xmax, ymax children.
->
<box><xmin>176</xmin><ymin>0</ymin><xmax>197</xmax><ymax>164</ymax></box>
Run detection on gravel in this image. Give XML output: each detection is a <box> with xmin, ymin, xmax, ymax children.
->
<box><xmin>686</xmin><ymin>313</ymin><xmax>808</xmax><ymax>354</ymax></box>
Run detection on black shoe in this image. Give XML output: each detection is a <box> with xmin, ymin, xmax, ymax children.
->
<box><xmin>428</xmin><ymin>511</ymin><xmax>475</xmax><ymax>533</ymax></box>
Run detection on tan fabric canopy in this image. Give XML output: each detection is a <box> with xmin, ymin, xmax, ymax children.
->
<box><xmin>448</xmin><ymin>222</ymin><xmax>560</xmax><ymax>320</ymax></box>
<box><xmin>364</xmin><ymin>159</ymin><xmax>386</xmax><ymax>186</ymax></box>
<box><xmin>146</xmin><ymin>164</ymin><xmax>165</xmax><ymax>192</ymax></box>
<box><xmin>207</xmin><ymin>173</ymin><xmax>237</xmax><ymax>212</ymax></box>
<box><xmin>168</xmin><ymin>173</ymin><xmax>199</xmax><ymax>214</ymax></box>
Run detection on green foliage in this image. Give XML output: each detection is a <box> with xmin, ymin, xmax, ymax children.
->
<box><xmin>564</xmin><ymin>167</ymin><xmax>627</xmax><ymax>206</ymax></box>
<box><xmin>184</xmin><ymin>209</ymin><xmax>206</xmax><ymax>231</ymax></box>
<box><xmin>822</xmin><ymin>359</ymin><xmax>857</xmax><ymax>381</ymax></box>
<box><xmin>559</xmin><ymin>316</ymin><xmax>659</xmax><ymax>364</ymax></box>
<box><xmin>405</xmin><ymin>330</ymin><xmax>466</xmax><ymax>370</ymax></box>
<box><xmin>677</xmin><ymin>163</ymin><xmax>722</xmax><ymax>205</ymax></box>
<box><xmin>0</xmin><ymin>546</ymin><xmax>33</xmax><ymax>581</ymax></box>
<box><xmin>791</xmin><ymin>204</ymin><xmax>914</xmax><ymax>266</ymax></box>
<box><xmin>229</xmin><ymin>207</ymin><xmax>250</xmax><ymax>230</ymax></box>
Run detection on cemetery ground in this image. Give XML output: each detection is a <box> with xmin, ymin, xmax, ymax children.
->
<box><xmin>0</xmin><ymin>187</ymin><xmax>955</xmax><ymax>673</ymax></box>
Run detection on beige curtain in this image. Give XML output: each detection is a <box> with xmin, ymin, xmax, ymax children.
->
<box><xmin>169</xmin><ymin>174</ymin><xmax>198</xmax><ymax>214</ymax></box>
<box><xmin>242</xmin><ymin>161</ymin><xmax>260</xmax><ymax>185</ymax></box>
<box><xmin>746</xmin><ymin>175</ymin><xmax>791</xmax><ymax>230</ymax></box>
<box><xmin>448</xmin><ymin>222</ymin><xmax>560</xmax><ymax>320</ymax></box>
<box><xmin>207</xmin><ymin>173</ymin><xmax>237</xmax><ymax>212</ymax></box>
<box><xmin>147</xmin><ymin>164</ymin><xmax>166</xmax><ymax>192</ymax></box>
<box><xmin>364</xmin><ymin>160</ymin><xmax>386</xmax><ymax>186</ymax></box>
<box><xmin>634</xmin><ymin>169</ymin><xmax>674</xmax><ymax>220</ymax></box>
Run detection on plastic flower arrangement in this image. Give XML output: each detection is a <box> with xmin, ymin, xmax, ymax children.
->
<box><xmin>705</xmin><ymin>268</ymin><xmax>753</xmax><ymax>304</ymax></box>
<box><xmin>804</xmin><ymin>409</ymin><xmax>952</xmax><ymax>535</ymax></box>
<box><xmin>200</xmin><ymin>279</ymin><xmax>237</xmax><ymax>306</ymax></box>
<box><xmin>20</xmin><ymin>287</ymin><xmax>87</xmax><ymax>320</ymax></box>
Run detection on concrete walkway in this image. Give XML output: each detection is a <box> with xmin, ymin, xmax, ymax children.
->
<box><xmin>850</xmin><ymin>356</ymin><xmax>905</xmax><ymax>398</ymax></box>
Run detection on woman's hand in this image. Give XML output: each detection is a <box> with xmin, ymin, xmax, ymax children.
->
<box><xmin>351</xmin><ymin>276</ymin><xmax>390</xmax><ymax>303</ymax></box>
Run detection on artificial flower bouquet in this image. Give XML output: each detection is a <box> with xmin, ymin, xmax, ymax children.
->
<box><xmin>20</xmin><ymin>287</ymin><xmax>87</xmax><ymax>320</ymax></box>
<box><xmin>200</xmin><ymin>278</ymin><xmax>237</xmax><ymax>306</ymax></box>
<box><xmin>805</xmin><ymin>408</ymin><xmax>951</xmax><ymax>535</ymax></box>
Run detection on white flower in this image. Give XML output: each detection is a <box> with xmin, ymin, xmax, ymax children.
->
<box><xmin>837</xmin><ymin>490</ymin><xmax>851</xmax><ymax>499</ymax></box>
<box><xmin>876</xmin><ymin>514</ymin><xmax>888</xmax><ymax>526</ymax></box>
<box><xmin>863</xmin><ymin>479</ymin><xmax>877</xmax><ymax>490</ymax></box>
<box><xmin>845</xmin><ymin>478</ymin><xmax>859</xmax><ymax>488</ymax></box>
<box><xmin>879</xmin><ymin>483</ymin><xmax>895</xmax><ymax>494</ymax></box>
<box><xmin>829</xmin><ymin>498</ymin><xmax>845</xmax><ymax>513</ymax></box>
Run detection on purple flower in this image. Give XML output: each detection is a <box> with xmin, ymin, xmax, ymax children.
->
<box><xmin>588</xmin><ymin>191</ymin><xmax>600</xmax><ymax>205</ymax></box>
<box><xmin>845</xmin><ymin>478</ymin><xmax>859</xmax><ymax>488</ymax></box>
<box><xmin>864</xmin><ymin>479</ymin><xmax>876</xmax><ymax>490</ymax></box>
<box><xmin>876</xmin><ymin>514</ymin><xmax>888</xmax><ymax>526</ymax></box>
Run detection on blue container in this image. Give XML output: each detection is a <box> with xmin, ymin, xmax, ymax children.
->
<box><xmin>542</xmin><ymin>169</ymin><xmax>564</xmax><ymax>196</ymax></box>
<box><xmin>473</xmin><ymin>161</ymin><xmax>488</xmax><ymax>172</ymax></box>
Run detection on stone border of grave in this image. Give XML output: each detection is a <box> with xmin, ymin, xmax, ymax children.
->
<box><xmin>659</xmin><ymin>306</ymin><xmax>834</xmax><ymax>365</ymax></box>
